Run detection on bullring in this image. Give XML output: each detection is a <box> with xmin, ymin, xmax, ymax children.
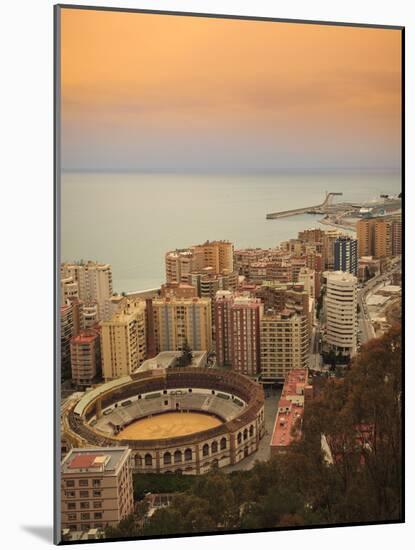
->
<box><xmin>62</xmin><ymin>368</ymin><xmax>265</xmax><ymax>474</ymax></box>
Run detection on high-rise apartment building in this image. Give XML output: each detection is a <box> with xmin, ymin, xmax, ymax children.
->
<box><xmin>61</xmin><ymin>262</ymin><xmax>113</xmax><ymax>319</ymax></box>
<box><xmin>215</xmin><ymin>292</ymin><xmax>263</xmax><ymax>375</ymax></box>
<box><xmin>70</xmin><ymin>329</ymin><xmax>101</xmax><ymax>388</ymax></box>
<box><xmin>229</xmin><ymin>296</ymin><xmax>263</xmax><ymax>376</ymax></box>
<box><xmin>356</xmin><ymin>218</ymin><xmax>373</xmax><ymax>258</ymax></box>
<box><xmin>322</xmin><ymin>229</ymin><xmax>345</xmax><ymax>270</ymax></box>
<box><xmin>298</xmin><ymin>267</ymin><xmax>316</xmax><ymax>299</ymax></box>
<box><xmin>61</xmin><ymin>447</ymin><xmax>134</xmax><ymax>533</ymax></box>
<box><xmin>152</xmin><ymin>296</ymin><xmax>212</xmax><ymax>352</ymax></box>
<box><xmin>215</xmin><ymin>291</ymin><xmax>234</xmax><ymax>367</ymax></box>
<box><xmin>165</xmin><ymin>241</ymin><xmax>234</xmax><ymax>284</ymax></box>
<box><xmin>256</xmin><ymin>281</ymin><xmax>313</xmax><ymax>334</ymax></box>
<box><xmin>356</xmin><ymin>217</ymin><xmax>399</xmax><ymax>259</ymax></box>
<box><xmin>324</xmin><ymin>271</ymin><xmax>357</xmax><ymax>356</ymax></box>
<box><xmin>165</xmin><ymin>249</ymin><xmax>195</xmax><ymax>284</ymax></box>
<box><xmin>192</xmin><ymin>240</ymin><xmax>234</xmax><ymax>273</ymax></box>
<box><xmin>103</xmin><ymin>295</ymin><xmax>127</xmax><ymax>322</ymax></box>
<box><xmin>61</xmin><ymin>276</ymin><xmax>79</xmax><ymax>304</ymax></box>
<box><xmin>260</xmin><ymin>310</ymin><xmax>309</xmax><ymax>383</ymax></box>
<box><xmin>61</xmin><ymin>303</ymin><xmax>74</xmax><ymax>378</ymax></box>
<box><xmin>391</xmin><ymin>217</ymin><xmax>402</xmax><ymax>256</ymax></box>
<box><xmin>101</xmin><ymin>300</ymin><xmax>146</xmax><ymax>380</ymax></box>
<box><xmin>334</xmin><ymin>236</ymin><xmax>358</xmax><ymax>275</ymax></box>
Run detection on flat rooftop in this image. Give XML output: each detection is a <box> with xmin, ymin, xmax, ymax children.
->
<box><xmin>271</xmin><ymin>369</ymin><xmax>308</xmax><ymax>450</ymax></box>
<box><xmin>133</xmin><ymin>351</ymin><xmax>207</xmax><ymax>374</ymax></box>
<box><xmin>61</xmin><ymin>447</ymin><xmax>130</xmax><ymax>474</ymax></box>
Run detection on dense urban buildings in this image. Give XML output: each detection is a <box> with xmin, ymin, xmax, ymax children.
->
<box><xmin>60</xmin><ymin>213</ymin><xmax>401</xmax><ymax>539</ymax></box>
<box><xmin>324</xmin><ymin>271</ymin><xmax>358</xmax><ymax>356</ymax></box>
<box><xmin>61</xmin><ymin>447</ymin><xmax>134</xmax><ymax>533</ymax></box>
<box><xmin>100</xmin><ymin>299</ymin><xmax>147</xmax><ymax>380</ymax></box>
<box><xmin>260</xmin><ymin>310</ymin><xmax>309</xmax><ymax>383</ymax></box>
<box><xmin>165</xmin><ymin>240</ymin><xmax>234</xmax><ymax>284</ymax></box>
<box><xmin>334</xmin><ymin>236</ymin><xmax>358</xmax><ymax>275</ymax></box>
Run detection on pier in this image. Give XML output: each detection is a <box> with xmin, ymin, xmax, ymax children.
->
<box><xmin>266</xmin><ymin>192</ymin><xmax>343</xmax><ymax>219</ymax></box>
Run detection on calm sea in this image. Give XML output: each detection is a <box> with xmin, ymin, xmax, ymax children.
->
<box><xmin>61</xmin><ymin>172</ymin><xmax>400</xmax><ymax>293</ymax></box>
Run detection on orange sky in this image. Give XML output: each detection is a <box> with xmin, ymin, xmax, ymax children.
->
<box><xmin>60</xmin><ymin>8</ymin><xmax>402</xmax><ymax>172</ymax></box>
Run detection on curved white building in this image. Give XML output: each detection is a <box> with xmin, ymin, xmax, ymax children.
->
<box><xmin>324</xmin><ymin>271</ymin><xmax>357</xmax><ymax>356</ymax></box>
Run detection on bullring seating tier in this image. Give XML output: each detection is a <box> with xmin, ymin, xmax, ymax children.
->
<box><xmin>93</xmin><ymin>390</ymin><xmax>245</xmax><ymax>435</ymax></box>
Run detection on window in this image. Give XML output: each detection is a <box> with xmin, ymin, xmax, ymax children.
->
<box><xmin>174</xmin><ymin>450</ymin><xmax>182</xmax><ymax>463</ymax></box>
<box><xmin>79</xmin><ymin>479</ymin><xmax>88</xmax><ymax>487</ymax></box>
<box><xmin>65</xmin><ymin>491</ymin><xmax>75</xmax><ymax>498</ymax></box>
<box><xmin>80</xmin><ymin>502</ymin><xmax>90</xmax><ymax>509</ymax></box>
<box><xmin>145</xmin><ymin>454</ymin><xmax>153</xmax><ymax>466</ymax></box>
<box><xmin>237</xmin><ymin>433</ymin><xmax>242</xmax><ymax>444</ymax></box>
<box><xmin>93</xmin><ymin>479</ymin><xmax>101</xmax><ymax>487</ymax></box>
<box><xmin>211</xmin><ymin>441</ymin><xmax>218</xmax><ymax>454</ymax></box>
<box><xmin>220</xmin><ymin>437</ymin><xmax>227</xmax><ymax>450</ymax></box>
<box><xmin>93</xmin><ymin>490</ymin><xmax>101</xmax><ymax>498</ymax></box>
<box><xmin>67</xmin><ymin>503</ymin><xmax>76</xmax><ymax>510</ymax></box>
<box><xmin>68</xmin><ymin>513</ymin><xmax>76</xmax><ymax>521</ymax></box>
<box><xmin>249</xmin><ymin>425</ymin><xmax>254</xmax><ymax>437</ymax></box>
<box><xmin>93</xmin><ymin>502</ymin><xmax>102</xmax><ymax>509</ymax></box>
<box><xmin>81</xmin><ymin>513</ymin><xmax>90</xmax><ymax>520</ymax></box>
<box><xmin>80</xmin><ymin>490</ymin><xmax>89</xmax><ymax>498</ymax></box>
<box><xmin>94</xmin><ymin>512</ymin><xmax>103</xmax><ymax>520</ymax></box>
<box><xmin>243</xmin><ymin>429</ymin><xmax>248</xmax><ymax>441</ymax></box>
<box><xmin>202</xmin><ymin>444</ymin><xmax>209</xmax><ymax>457</ymax></box>
<box><xmin>163</xmin><ymin>452</ymin><xmax>172</xmax><ymax>465</ymax></box>
<box><xmin>184</xmin><ymin>448</ymin><xmax>192</xmax><ymax>461</ymax></box>
<box><xmin>66</xmin><ymin>480</ymin><xmax>75</xmax><ymax>488</ymax></box>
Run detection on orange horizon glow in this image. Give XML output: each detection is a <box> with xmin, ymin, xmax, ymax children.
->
<box><xmin>60</xmin><ymin>8</ymin><xmax>402</xmax><ymax>172</ymax></box>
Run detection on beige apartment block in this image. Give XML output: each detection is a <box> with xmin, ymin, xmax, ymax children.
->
<box><xmin>165</xmin><ymin>240</ymin><xmax>234</xmax><ymax>284</ymax></box>
<box><xmin>101</xmin><ymin>299</ymin><xmax>146</xmax><ymax>380</ymax></box>
<box><xmin>165</xmin><ymin>249</ymin><xmax>195</xmax><ymax>284</ymax></box>
<box><xmin>61</xmin><ymin>275</ymin><xmax>79</xmax><ymax>304</ymax></box>
<box><xmin>61</xmin><ymin>447</ymin><xmax>134</xmax><ymax>534</ymax></box>
<box><xmin>260</xmin><ymin>310</ymin><xmax>309</xmax><ymax>383</ymax></box>
<box><xmin>152</xmin><ymin>296</ymin><xmax>212</xmax><ymax>352</ymax></box>
<box><xmin>61</xmin><ymin>262</ymin><xmax>113</xmax><ymax>319</ymax></box>
<box><xmin>191</xmin><ymin>240</ymin><xmax>234</xmax><ymax>273</ymax></box>
<box><xmin>324</xmin><ymin>270</ymin><xmax>357</xmax><ymax>355</ymax></box>
<box><xmin>357</xmin><ymin>217</ymin><xmax>398</xmax><ymax>259</ymax></box>
<box><xmin>298</xmin><ymin>266</ymin><xmax>316</xmax><ymax>299</ymax></box>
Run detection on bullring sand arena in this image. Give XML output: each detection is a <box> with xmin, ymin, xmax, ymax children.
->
<box><xmin>114</xmin><ymin>411</ymin><xmax>222</xmax><ymax>440</ymax></box>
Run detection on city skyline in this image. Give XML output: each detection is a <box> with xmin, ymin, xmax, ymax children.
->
<box><xmin>61</xmin><ymin>9</ymin><xmax>401</xmax><ymax>173</ymax></box>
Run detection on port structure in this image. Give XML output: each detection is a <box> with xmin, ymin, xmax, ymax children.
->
<box><xmin>266</xmin><ymin>192</ymin><xmax>343</xmax><ymax>220</ymax></box>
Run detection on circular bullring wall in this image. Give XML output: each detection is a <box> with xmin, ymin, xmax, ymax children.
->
<box><xmin>65</xmin><ymin>368</ymin><xmax>265</xmax><ymax>474</ymax></box>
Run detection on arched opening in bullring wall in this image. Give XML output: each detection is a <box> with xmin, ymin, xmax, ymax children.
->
<box><xmin>184</xmin><ymin>448</ymin><xmax>192</xmax><ymax>461</ymax></box>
